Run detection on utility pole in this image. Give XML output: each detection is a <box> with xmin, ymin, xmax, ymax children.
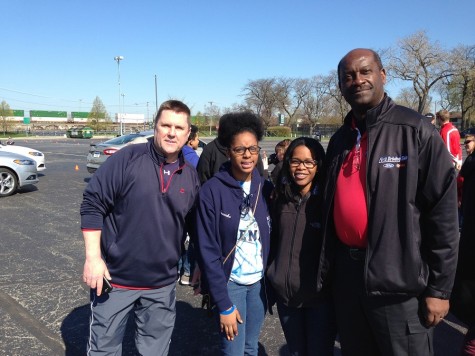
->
<box><xmin>146</xmin><ymin>102</ymin><xmax>150</xmax><ymax>128</ymax></box>
<box><xmin>208</xmin><ymin>101</ymin><xmax>215</xmax><ymax>135</ymax></box>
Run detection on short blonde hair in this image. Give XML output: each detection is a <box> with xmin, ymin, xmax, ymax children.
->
<box><xmin>436</xmin><ymin>110</ymin><xmax>450</xmax><ymax>123</ymax></box>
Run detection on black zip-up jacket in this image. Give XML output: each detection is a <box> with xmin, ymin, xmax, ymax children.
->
<box><xmin>318</xmin><ymin>95</ymin><xmax>459</xmax><ymax>299</ymax></box>
<box><xmin>267</xmin><ymin>190</ymin><xmax>327</xmax><ymax>307</ymax></box>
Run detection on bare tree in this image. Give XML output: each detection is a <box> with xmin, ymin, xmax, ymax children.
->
<box><xmin>242</xmin><ymin>78</ymin><xmax>278</xmax><ymax>128</ymax></box>
<box><xmin>204</xmin><ymin>102</ymin><xmax>221</xmax><ymax>134</ymax></box>
<box><xmin>321</xmin><ymin>71</ymin><xmax>350</xmax><ymax>122</ymax></box>
<box><xmin>441</xmin><ymin>45</ymin><xmax>475</xmax><ymax>129</ymax></box>
<box><xmin>386</xmin><ymin>30</ymin><xmax>454</xmax><ymax>113</ymax></box>
<box><xmin>394</xmin><ymin>87</ymin><xmax>429</xmax><ymax>112</ymax></box>
<box><xmin>300</xmin><ymin>76</ymin><xmax>330</xmax><ymax>134</ymax></box>
<box><xmin>273</xmin><ymin>77</ymin><xmax>310</xmax><ymax>127</ymax></box>
<box><xmin>0</xmin><ymin>100</ymin><xmax>14</xmax><ymax>136</ymax></box>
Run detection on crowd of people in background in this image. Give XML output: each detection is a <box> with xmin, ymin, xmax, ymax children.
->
<box><xmin>80</xmin><ymin>48</ymin><xmax>473</xmax><ymax>356</ymax></box>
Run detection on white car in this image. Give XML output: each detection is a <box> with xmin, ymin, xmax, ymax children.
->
<box><xmin>0</xmin><ymin>143</ymin><xmax>46</xmax><ymax>171</ymax></box>
<box><xmin>0</xmin><ymin>151</ymin><xmax>39</xmax><ymax>197</ymax></box>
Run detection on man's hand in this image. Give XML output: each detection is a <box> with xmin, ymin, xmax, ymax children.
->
<box><xmin>220</xmin><ymin>308</ymin><xmax>243</xmax><ymax>341</ymax></box>
<box><xmin>82</xmin><ymin>230</ymin><xmax>109</xmax><ymax>296</ymax></box>
<box><xmin>424</xmin><ymin>297</ymin><xmax>449</xmax><ymax>327</ymax></box>
<box><xmin>83</xmin><ymin>257</ymin><xmax>110</xmax><ymax>296</ymax></box>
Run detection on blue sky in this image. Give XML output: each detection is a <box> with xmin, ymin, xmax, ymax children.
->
<box><xmin>1</xmin><ymin>0</ymin><xmax>474</xmax><ymax>118</ymax></box>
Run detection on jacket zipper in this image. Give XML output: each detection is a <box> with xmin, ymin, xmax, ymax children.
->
<box><xmin>285</xmin><ymin>197</ymin><xmax>301</xmax><ymax>299</ymax></box>
<box><xmin>364</xmin><ymin>127</ymin><xmax>371</xmax><ymax>291</ymax></box>
<box><xmin>160</xmin><ymin>163</ymin><xmax>183</xmax><ymax>193</ymax></box>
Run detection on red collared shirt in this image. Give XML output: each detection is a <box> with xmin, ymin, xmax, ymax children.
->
<box><xmin>333</xmin><ymin>125</ymin><xmax>368</xmax><ymax>248</ymax></box>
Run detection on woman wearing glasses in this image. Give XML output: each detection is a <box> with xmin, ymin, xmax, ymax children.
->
<box><xmin>195</xmin><ymin>112</ymin><xmax>273</xmax><ymax>355</ymax></box>
<box><xmin>266</xmin><ymin>137</ymin><xmax>337</xmax><ymax>356</ymax></box>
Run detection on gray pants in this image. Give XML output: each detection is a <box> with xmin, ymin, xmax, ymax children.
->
<box><xmin>87</xmin><ymin>283</ymin><xmax>176</xmax><ymax>356</ymax></box>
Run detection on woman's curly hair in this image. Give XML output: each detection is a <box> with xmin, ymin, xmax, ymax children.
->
<box><xmin>217</xmin><ymin>112</ymin><xmax>264</xmax><ymax>148</ymax></box>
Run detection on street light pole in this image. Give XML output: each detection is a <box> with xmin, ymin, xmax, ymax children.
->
<box><xmin>114</xmin><ymin>56</ymin><xmax>124</xmax><ymax>135</ymax></box>
<box><xmin>121</xmin><ymin>93</ymin><xmax>126</xmax><ymax>133</ymax></box>
<box><xmin>208</xmin><ymin>101</ymin><xmax>214</xmax><ymax>135</ymax></box>
<box><xmin>155</xmin><ymin>75</ymin><xmax>158</xmax><ymax>114</ymax></box>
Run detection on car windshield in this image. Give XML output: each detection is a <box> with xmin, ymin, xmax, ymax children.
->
<box><xmin>103</xmin><ymin>134</ymin><xmax>144</xmax><ymax>145</ymax></box>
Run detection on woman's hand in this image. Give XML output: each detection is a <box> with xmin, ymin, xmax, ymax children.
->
<box><xmin>220</xmin><ymin>308</ymin><xmax>243</xmax><ymax>341</ymax></box>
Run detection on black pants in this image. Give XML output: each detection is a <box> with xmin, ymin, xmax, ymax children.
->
<box><xmin>333</xmin><ymin>241</ymin><xmax>433</xmax><ymax>356</ymax></box>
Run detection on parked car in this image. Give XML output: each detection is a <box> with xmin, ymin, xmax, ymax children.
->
<box><xmin>0</xmin><ymin>151</ymin><xmax>39</xmax><ymax>197</ymax></box>
<box><xmin>461</xmin><ymin>127</ymin><xmax>475</xmax><ymax>138</ymax></box>
<box><xmin>0</xmin><ymin>143</ymin><xmax>46</xmax><ymax>171</ymax></box>
<box><xmin>86</xmin><ymin>131</ymin><xmax>153</xmax><ymax>173</ymax></box>
<box><xmin>86</xmin><ymin>130</ymin><xmax>207</xmax><ymax>174</ymax></box>
<box><xmin>312</xmin><ymin>130</ymin><xmax>322</xmax><ymax>141</ymax></box>
<box><xmin>67</xmin><ymin>126</ymin><xmax>94</xmax><ymax>139</ymax></box>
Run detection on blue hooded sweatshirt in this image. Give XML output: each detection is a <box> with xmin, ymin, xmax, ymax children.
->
<box><xmin>195</xmin><ymin>162</ymin><xmax>273</xmax><ymax>312</ymax></box>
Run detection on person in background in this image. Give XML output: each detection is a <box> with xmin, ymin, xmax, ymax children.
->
<box><xmin>266</xmin><ymin>137</ymin><xmax>337</xmax><ymax>356</ymax></box>
<box><xmin>197</xmin><ymin>117</ymin><xmax>265</xmax><ymax>185</ymax></box>
<box><xmin>80</xmin><ymin>100</ymin><xmax>200</xmax><ymax>355</ymax></box>
<box><xmin>178</xmin><ymin>124</ymin><xmax>200</xmax><ymax>286</ymax></box>
<box><xmin>269</xmin><ymin>139</ymin><xmax>292</xmax><ymax>184</ymax></box>
<box><xmin>195</xmin><ymin>112</ymin><xmax>273</xmax><ymax>355</ymax></box>
<box><xmin>182</xmin><ymin>124</ymin><xmax>200</xmax><ymax>168</ymax></box>
<box><xmin>320</xmin><ymin>48</ymin><xmax>459</xmax><ymax>355</ymax></box>
<box><xmin>438</xmin><ymin>109</ymin><xmax>463</xmax><ymax>170</ymax></box>
<box><xmin>451</xmin><ymin>134</ymin><xmax>475</xmax><ymax>355</ymax></box>
<box><xmin>260</xmin><ymin>149</ymin><xmax>269</xmax><ymax>179</ymax></box>
<box><xmin>6</xmin><ymin>137</ymin><xmax>14</xmax><ymax>145</ymax></box>
<box><xmin>424</xmin><ymin>112</ymin><xmax>436</xmax><ymax>125</ymax></box>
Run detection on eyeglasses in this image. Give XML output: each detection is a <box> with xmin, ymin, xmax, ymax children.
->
<box><xmin>464</xmin><ymin>140</ymin><xmax>474</xmax><ymax>145</ymax></box>
<box><xmin>230</xmin><ymin>146</ymin><xmax>261</xmax><ymax>155</ymax></box>
<box><xmin>289</xmin><ymin>158</ymin><xmax>317</xmax><ymax>169</ymax></box>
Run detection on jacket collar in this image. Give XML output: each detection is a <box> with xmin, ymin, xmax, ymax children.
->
<box><xmin>147</xmin><ymin>139</ymin><xmax>186</xmax><ymax>166</ymax></box>
<box><xmin>344</xmin><ymin>94</ymin><xmax>395</xmax><ymax>128</ymax></box>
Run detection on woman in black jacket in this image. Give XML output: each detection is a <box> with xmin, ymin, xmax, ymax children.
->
<box><xmin>266</xmin><ymin>137</ymin><xmax>336</xmax><ymax>356</ymax></box>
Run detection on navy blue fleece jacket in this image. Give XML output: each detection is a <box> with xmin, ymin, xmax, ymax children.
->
<box><xmin>195</xmin><ymin>162</ymin><xmax>273</xmax><ymax>312</ymax></box>
<box><xmin>80</xmin><ymin>140</ymin><xmax>200</xmax><ymax>288</ymax></box>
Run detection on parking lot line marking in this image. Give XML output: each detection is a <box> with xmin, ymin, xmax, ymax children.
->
<box><xmin>0</xmin><ymin>290</ymin><xmax>65</xmax><ymax>354</ymax></box>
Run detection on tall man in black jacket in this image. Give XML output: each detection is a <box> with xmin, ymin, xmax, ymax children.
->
<box><xmin>320</xmin><ymin>48</ymin><xmax>459</xmax><ymax>355</ymax></box>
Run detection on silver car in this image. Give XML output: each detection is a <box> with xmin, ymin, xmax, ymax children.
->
<box><xmin>0</xmin><ymin>151</ymin><xmax>39</xmax><ymax>197</ymax></box>
<box><xmin>86</xmin><ymin>131</ymin><xmax>154</xmax><ymax>174</ymax></box>
<box><xmin>86</xmin><ymin>130</ymin><xmax>207</xmax><ymax>174</ymax></box>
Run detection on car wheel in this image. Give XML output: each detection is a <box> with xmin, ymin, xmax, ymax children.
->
<box><xmin>0</xmin><ymin>168</ymin><xmax>18</xmax><ymax>197</ymax></box>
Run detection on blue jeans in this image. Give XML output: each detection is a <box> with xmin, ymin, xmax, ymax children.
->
<box><xmin>277</xmin><ymin>300</ymin><xmax>337</xmax><ymax>356</ymax></box>
<box><xmin>219</xmin><ymin>279</ymin><xmax>266</xmax><ymax>356</ymax></box>
<box><xmin>178</xmin><ymin>241</ymin><xmax>195</xmax><ymax>276</ymax></box>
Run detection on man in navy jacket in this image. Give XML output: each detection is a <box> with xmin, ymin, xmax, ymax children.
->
<box><xmin>80</xmin><ymin>100</ymin><xmax>200</xmax><ymax>355</ymax></box>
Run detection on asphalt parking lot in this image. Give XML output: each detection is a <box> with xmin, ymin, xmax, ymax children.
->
<box><xmin>0</xmin><ymin>137</ymin><xmax>468</xmax><ymax>355</ymax></box>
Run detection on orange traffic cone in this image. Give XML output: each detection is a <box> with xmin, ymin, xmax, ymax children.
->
<box><xmin>75</xmin><ymin>164</ymin><xmax>79</xmax><ymax>171</ymax></box>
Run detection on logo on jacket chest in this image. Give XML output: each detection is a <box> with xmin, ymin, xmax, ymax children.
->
<box><xmin>378</xmin><ymin>155</ymin><xmax>408</xmax><ymax>169</ymax></box>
